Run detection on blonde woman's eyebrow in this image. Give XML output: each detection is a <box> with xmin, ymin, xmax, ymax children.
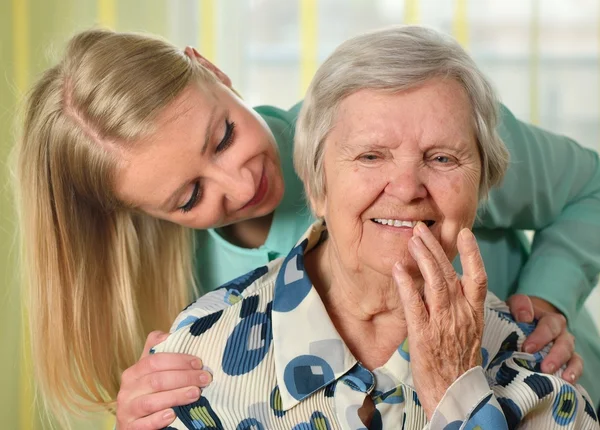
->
<box><xmin>160</xmin><ymin>181</ymin><xmax>190</xmax><ymax>212</ymax></box>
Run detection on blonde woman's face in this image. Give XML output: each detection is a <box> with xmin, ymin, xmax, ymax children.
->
<box><xmin>115</xmin><ymin>82</ymin><xmax>284</xmax><ymax>229</ymax></box>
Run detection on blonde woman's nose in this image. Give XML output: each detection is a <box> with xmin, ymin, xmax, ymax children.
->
<box><xmin>216</xmin><ymin>168</ymin><xmax>256</xmax><ymax>207</ymax></box>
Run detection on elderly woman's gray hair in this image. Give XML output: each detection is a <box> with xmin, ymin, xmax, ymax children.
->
<box><xmin>294</xmin><ymin>25</ymin><xmax>509</xmax><ymax>206</ymax></box>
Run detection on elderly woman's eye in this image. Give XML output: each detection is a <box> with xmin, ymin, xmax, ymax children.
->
<box><xmin>359</xmin><ymin>153</ymin><xmax>380</xmax><ymax>161</ymax></box>
<box><xmin>435</xmin><ymin>156</ymin><xmax>450</xmax><ymax>163</ymax></box>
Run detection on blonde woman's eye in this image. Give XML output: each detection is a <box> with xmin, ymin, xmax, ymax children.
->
<box><xmin>216</xmin><ymin>119</ymin><xmax>236</xmax><ymax>153</ymax></box>
<box><xmin>178</xmin><ymin>182</ymin><xmax>201</xmax><ymax>213</ymax></box>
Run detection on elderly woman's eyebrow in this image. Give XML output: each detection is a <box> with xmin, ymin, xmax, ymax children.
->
<box><xmin>337</xmin><ymin>139</ymin><xmax>391</xmax><ymax>151</ymax></box>
<box><xmin>336</xmin><ymin>138</ymin><xmax>471</xmax><ymax>154</ymax></box>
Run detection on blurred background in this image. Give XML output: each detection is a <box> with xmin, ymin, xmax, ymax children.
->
<box><xmin>1</xmin><ymin>0</ymin><xmax>599</xmax><ymax>428</ymax></box>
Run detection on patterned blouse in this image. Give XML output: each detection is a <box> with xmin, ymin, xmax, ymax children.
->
<box><xmin>154</xmin><ymin>221</ymin><xmax>599</xmax><ymax>430</ymax></box>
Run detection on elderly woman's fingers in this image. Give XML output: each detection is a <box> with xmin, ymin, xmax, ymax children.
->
<box><xmin>522</xmin><ymin>311</ymin><xmax>568</xmax><ymax>354</ymax></box>
<box><xmin>393</xmin><ymin>262</ymin><xmax>429</xmax><ymax>327</ymax></box>
<box><xmin>408</xmin><ymin>235</ymin><xmax>450</xmax><ymax>310</ymax></box>
<box><xmin>506</xmin><ymin>294</ymin><xmax>535</xmax><ymax>323</ymax></box>
<box><xmin>456</xmin><ymin>228</ymin><xmax>487</xmax><ymax>308</ymax></box>
<box><xmin>412</xmin><ymin>222</ymin><xmax>458</xmax><ymax>286</ymax></box>
<box><xmin>561</xmin><ymin>352</ymin><xmax>584</xmax><ymax>385</ymax></box>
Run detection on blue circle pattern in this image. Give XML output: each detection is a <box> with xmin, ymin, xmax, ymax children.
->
<box><xmin>340</xmin><ymin>364</ymin><xmax>374</xmax><ymax>393</ymax></box>
<box><xmin>176</xmin><ymin>315</ymin><xmax>199</xmax><ymax>331</ymax></box>
<box><xmin>222</xmin><ymin>311</ymin><xmax>272</xmax><ymax>376</ymax></box>
<box><xmin>270</xmin><ymin>385</ymin><xmax>286</xmax><ymax>418</ymax></box>
<box><xmin>489</xmin><ymin>332</ymin><xmax>519</xmax><ymax>369</ymax></box>
<box><xmin>284</xmin><ymin>355</ymin><xmax>335</xmax><ymax>400</ymax></box>
<box><xmin>220</xmin><ymin>266</ymin><xmax>269</xmax><ymax>292</ymax></box>
<box><xmin>324</xmin><ymin>381</ymin><xmax>337</xmax><ymax>398</ymax></box>
<box><xmin>397</xmin><ymin>339</ymin><xmax>410</xmax><ymax>362</ymax></box>
<box><xmin>273</xmin><ymin>241</ymin><xmax>312</xmax><ymax>313</ymax></box>
<box><xmin>552</xmin><ymin>384</ymin><xmax>578</xmax><ymax>425</ymax></box>
<box><xmin>583</xmin><ymin>395</ymin><xmax>599</xmax><ymax>421</ymax></box>
<box><xmin>464</xmin><ymin>403</ymin><xmax>509</xmax><ymax>430</ymax></box>
<box><xmin>173</xmin><ymin>397</ymin><xmax>223</xmax><ymax>430</ymax></box>
<box><xmin>236</xmin><ymin>418</ymin><xmax>265</xmax><ymax>430</ymax></box>
<box><xmin>495</xmin><ymin>362</ymin><xmax>519</xmax><ymax>387</ymax></box>
<box><xmin>290</xmin><ymin>412</ymin><xmax>331</xmax><ymax>430</ymax></box>
<box><xmin>481</xmin><ymin>347</ymin><xmax>489</xmax><ymax>368</ymax></box>
<box><xmin>523</xmin><ymin>374</ymin><xmax>553</xmax><ymax>399</ymax></box>
<box><xmin>497</xmin><ymin>397</ymin><xmax>522</xmax><ymax>429</ymax></box>
<box><xmin>373</xmin><ymin>386</ymin><xmax>404</xmax><ymax>405</ymax></box>
<box><xmin>224</xmin><ymin>289</ymin><xmax>243</xmax><ymax>305</ymax></box>
<box><xmin>190</xmin><ymin>311</ymin><xmax>223</xmax><ymax>337</ymax></box>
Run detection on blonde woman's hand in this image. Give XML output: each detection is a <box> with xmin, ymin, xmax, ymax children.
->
<box><xmin>394</xmin><ymin>223</ymin><xmax>487</xmax><ymax>419</ymax></box>
<box><xmin>506</xmin><ymin>294</ymin><xmax>583</xmax><ymax>384</ymax></box>
<box><xmin>116</xmin><ymin>330</ymin><xmax>212</xmax><ymax>430</ymax></box>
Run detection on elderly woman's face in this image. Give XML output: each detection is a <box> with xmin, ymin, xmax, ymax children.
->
<box><xmin>314</xmin><ymin>78</ymin><xmax>481</xmax><ymax>278</ymax></box>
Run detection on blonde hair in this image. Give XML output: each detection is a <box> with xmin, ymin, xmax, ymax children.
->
<box><xmin>14</xmin><ymin>29</ymin><xmax>216</xmax><ymax>423</ymax></box>
<box><xmin>295</xmin><ymin>25</ymin><xmax>509</xmax><ymax>207</ymax></box>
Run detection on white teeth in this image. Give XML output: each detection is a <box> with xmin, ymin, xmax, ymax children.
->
<box><xmin>374</xmin><ymin>219</ymin><xmax>419</xmax><ymax>228</ymax></box>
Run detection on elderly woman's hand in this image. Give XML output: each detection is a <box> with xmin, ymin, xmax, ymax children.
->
<box><xmin>393</xmin><ymin>223</ymin><xmax>487</xmax><ymax>419</ymax></box>
<box><xmin>506</xmin><ymin>294</ymin><xmax>583</xmax><ymax>383</ymax></box>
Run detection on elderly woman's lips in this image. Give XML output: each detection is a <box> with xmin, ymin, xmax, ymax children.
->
<box><xmin>372</xmin><ymin>218</ymin><xmax>435</xmax><ymax>227</ymax></box>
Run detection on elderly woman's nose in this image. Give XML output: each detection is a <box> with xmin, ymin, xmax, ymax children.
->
<box><xmin>384</xmin><ymin>164</ymin><xmax>428</xmax><ymax>201</ymax></box>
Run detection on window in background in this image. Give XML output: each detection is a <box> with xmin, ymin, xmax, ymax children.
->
<box><xmin>168</xmin><ymin>0</ymin><xmax>599</xmax><ymax>152</ymax></box>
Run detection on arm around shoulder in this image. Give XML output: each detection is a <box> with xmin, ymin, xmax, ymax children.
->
<box><xmin>479</xmin><ymin>104</ymin><xmax>600</xmax><ymax>321</ymax></box>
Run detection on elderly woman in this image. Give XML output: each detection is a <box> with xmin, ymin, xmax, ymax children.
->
<box><xmin>153</xmin><ymin>26</ymin><xmax>598</xmax><ymax>429</ymax></box>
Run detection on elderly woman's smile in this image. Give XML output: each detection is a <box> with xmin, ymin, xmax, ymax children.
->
<box><xmin>312</xmin><ymin>77</ymin><xmax>482</xmax><ymax>279</ymax></box>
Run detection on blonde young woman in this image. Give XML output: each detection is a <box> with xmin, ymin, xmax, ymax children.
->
<box><xmin>14</xmin><ymin>29</ymin><xmax>600</xmax><ymax>429</ymax></box>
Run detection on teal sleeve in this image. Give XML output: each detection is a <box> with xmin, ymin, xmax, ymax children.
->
<box><xmin>475</xmin><ymin>104</ymin><xmax>600</xmax><ymax>322</ymax></box>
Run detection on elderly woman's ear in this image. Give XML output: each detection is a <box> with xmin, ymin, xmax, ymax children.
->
<box><xmin>307</xmin><ymin>188</ymin><xmax>327</xmax><ymax>219</ymax></box>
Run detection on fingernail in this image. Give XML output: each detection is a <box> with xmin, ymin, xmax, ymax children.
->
<box><xmin>518</xmin><ymin>311</ymin><xmax>532</xmax><ymax>322</ymax></box>
<box><xmin>569</xmin><ymin>372</ymin><xmax>576</xmax><ymax>382</ymax></box>
<box><xmin>414</xmin><ymin>222</ymin><xmax>426</xmax><ymax>234</ymax></box>
<box><xmin>162</xmin><ymin>410</ymin><xmax>175</xmax><ymax>420</ymax></box>
<box><xmin>547</xmin><ymin>363</ymin><xmax>556</xmax><ymax>373</ymax></box>
<box><xmin>459</xmin><ymin>228</ymin><xmax>469</xmax><ymax>241</ymax></box>
<box><xmin>524</xmin><ymin>343</ymin><xmax>536</xmax><ymax>354</ymax></box>
<box><xmin>191</xmin><ymin>359</ymin><xmax>203</xmax><ymax>369</ymax></box>
<box><xmin>186</xmin><ymin>387</ymin><xmax>200</xmax><ymax>399</ymax></box>
<box><xmin>199</xmin><ymin>372</ymin><xmax>212</xmax><ymax>386</ymax></box>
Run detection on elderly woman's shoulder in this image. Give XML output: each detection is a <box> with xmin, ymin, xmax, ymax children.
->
<box><xmin>168</xmin><ymin>259</ymin><xmax>284</xmax><ymax>334</ymax></box>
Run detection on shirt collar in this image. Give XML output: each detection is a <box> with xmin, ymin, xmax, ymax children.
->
<box><xmin>271</xmin><ymin>220</ymin><xmax>358</xmax><ymax>411</ymax></box>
